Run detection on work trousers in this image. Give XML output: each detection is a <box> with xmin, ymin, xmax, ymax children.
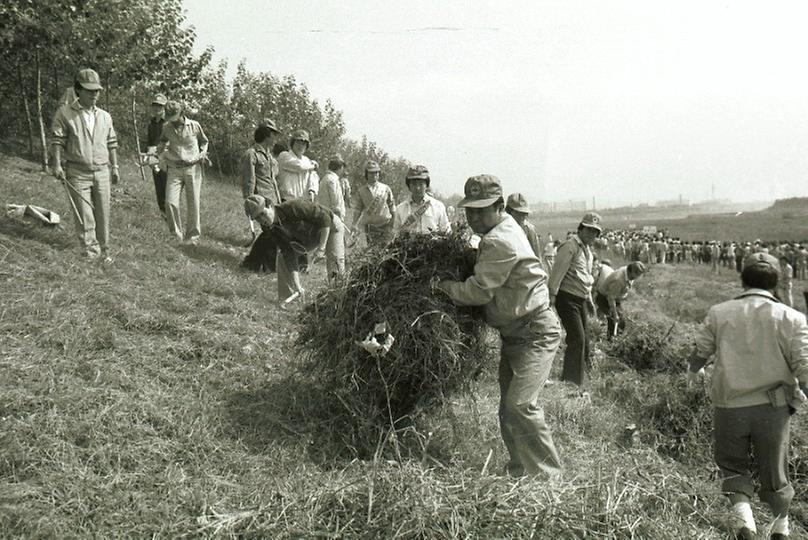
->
<box><xmin>498</xmin><ymin>307</ymin><xmax>563</xmax><ymax>477</ymax></box>
<box><xmin>365</xmin><ymin>221</ymin><xmax>393</xmax><ymax>247</ymax></box>
<box><xmin>554</xmin><ymin>290</ymin><xmax>591</xmax><ymax>386</ymax></box>
<box><xmin>152</xmin><ymin>167</ymin><xmax>167</xmax><ymax>215</ymax></box>
<box><xmin>277</xmin><ymin>215</ymin><xmax>345</xmax><ymax>302</ymax></box>
<box><xmin>166</xmin><ymin>164</ymin><xmax>202</xmax><ymax>241</ymax></box>
<box><xmin>64</xmin><ymin>166</ymin><xmax>111</xmax><ymax>258</ymax></box>
<box><xmin>595</xmin><ymin>292</ymin><xmax>624</xmax><ymax>340</ymax></box>
<box><xmin>714</xmin><ymin>404</ymin><xmax>794</xmax><ymax>517</ymax></box>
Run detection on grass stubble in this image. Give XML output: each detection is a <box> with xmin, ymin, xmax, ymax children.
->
<box><xmin>0</xmin><ymin>148</ymin><xmax>805</xmax><ymax>538</ymax></box>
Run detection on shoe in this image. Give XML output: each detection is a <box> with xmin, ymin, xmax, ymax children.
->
<box><xmin>771</xmin><ymin>534</ymin><xmax>788</xmax><ymax>539</ymax></box>
<box><xmin>733</xmin><ymin>526</ymin><xmax>756</xmax><ymax>540</ymax></box>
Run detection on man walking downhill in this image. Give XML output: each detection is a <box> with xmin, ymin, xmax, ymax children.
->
<box><xmin>687</xmin><ymin>253</ymin><xmax>808</xmax><ymax>539</ymax></box>
<box><xmin>159</xmin><ymin>101</ymin><xmax>209</xmax><ymax>245</ymax></box>
<box><xmin>143</xmin><ymin>93</ymin><xmax>168</xmax><ymax>218</ymax></box>
<box><xmin>51</xmin><ymin>68</ymin><xmax>119</xmax><ymax>264</ymax></box>
<box><xmin>349</xmin><ymin>161</ymin><xmax>396</xmax><ymax>247</ymax></box>
<box><xmin>548</xmin><ymin>213</ymin><xmax>602</xmax><ymax>389</ymax></box>
<box><xmin>393</xmin><ymin>165</ymin><xmax>450</xmax><ymax>236</ymax></box>
<box><xmin>438</xmin><ymin>175</ymin><xmax>563</xmax><ymax>478</ymax></box>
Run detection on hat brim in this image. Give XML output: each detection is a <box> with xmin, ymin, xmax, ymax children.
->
<box><xmin>406</xmin><ymin>175</ymin><xmax>429</xmax><ymax>182</ymax></box>
<box><xmin>581</xmin><ymin>223</ymin><xmax>602</xmax><ymax>232</ymax></box>
<box><xmin>79</xmin><ymin>82</ymin><xmax>103</xmax><ymax>91</ymax></box>
<box><xmin>458</xmin><ymin>196</ymin><xmax>501</xmax><ymax>208</ymax></box>
<box><xmin>507</xmin><ymin>205</ymin><xmax>531</xmax><ymax>214</ymax></box>
<box><xmin>166</xmin><ymin>113</ymin><xmax>181</xmax><ymax>122</ymax></box>
<box><xmin>151</xmin><ymin>101</ymin><xmax>166</xmax><ymax>106</ymax></box>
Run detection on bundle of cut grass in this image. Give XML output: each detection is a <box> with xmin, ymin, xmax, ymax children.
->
<box><xmin>296</xmin><ymin>231</ymin><xmax>491</xmax><ymax>454</ymax></box>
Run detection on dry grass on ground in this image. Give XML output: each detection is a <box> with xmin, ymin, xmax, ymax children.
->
<box><xmin>1</xmin><ymin>147</ymin><xmax>806</xmax><ymax>538</ymax></box>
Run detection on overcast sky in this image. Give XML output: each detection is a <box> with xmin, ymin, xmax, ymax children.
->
<box><xmin>185</xmin><ymin>0</ymin><xmax>808</xmax><ymax>207</ymax></box>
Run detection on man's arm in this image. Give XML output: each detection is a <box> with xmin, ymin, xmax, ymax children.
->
<box><xmin>440</xmin><ymin>237</ymin><xmax>514</xmax><ymax>306</ymax></box>
<box><xmin>787</xmin><ymin>315</ymin><xmax>808</xmax><ymax>391</ymax></box>
<box><xmin>547</xmin><ymin>241</ymin><xmax>575</xmax><ymax>301</ymax></box>
<box><xmin>278</xmin><ymin>151</ymin><xmax>315</xmax><ymax>173</ymax></box>
<box><xmin>689</xmin><ymin>312</ymin><xmax>716</xmax><ymax>372</ymax></box>
<box><xmin>241</xmin><ymin>151</ymin><xmax>256</xmax><ymax>199</ymax></box>
<box><xmin>196</xmin><ymin>123</ymin><xmax>209</xmax><ymax>155</ymax></box>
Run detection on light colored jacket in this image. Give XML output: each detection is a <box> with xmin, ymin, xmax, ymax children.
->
<box><xmin>441</xmin><ymin>214</ymin><xmax>549</xmax><ymax>329</ymax></box>
<box><xmin>51</xmin><ymin>102</ymin><xmax>118</xmax><ymax>172</ymax></box>
<box><xmin>277</xmin><ymin>150</ymin><xmax>317</xmax><ymax>200</ymax></box>
<box><xmin>316</xmin><ymin>171</ymin><xmax>346</xmax><ymax>218</ymax></box>
<box><xmin>393</xmin><ymin>194</ymin><xmax>450</xmax><ymax>234</ymax></box>
<box><xmin>548</xmin><ymin>234</ymin><xmax>594</xmax><ymax>300</ymax></box>
<box><xmin>692</xmin><ymin>289</ymin><xmax>808</xmax><ymax>408</ymax></box>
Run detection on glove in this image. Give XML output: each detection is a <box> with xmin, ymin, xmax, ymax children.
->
<box><xmin>686</xmin><ymin>368</ymin><xmax>705</xmax><ymax>387</ymax></box>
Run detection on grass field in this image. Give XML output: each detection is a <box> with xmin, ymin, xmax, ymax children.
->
<box><xmin>1</xmin><ymin>147</ymin><xmax>807</xmax><ymax>538</ymax></box>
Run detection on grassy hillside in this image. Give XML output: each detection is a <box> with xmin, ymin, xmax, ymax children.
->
<box><xmin>1</xmin><ymin>149</ymin><xmax>806</xmax><ymax>538</ymax></box>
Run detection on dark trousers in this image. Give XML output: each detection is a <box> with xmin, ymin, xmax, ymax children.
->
<box><xmin>595</xmin><ymin>292</ymin><xmax>624</xmax><ymax>340</ymax></box>
<box><xmin>152</xmin><ymin>168</ymin><xmax>167</xmax><ymax>214</ymax></box>
<box><xmin>554</xmin><ymin>290</ymin><xmax>590</xmax><ymax>386</ymax></box>
<box><xmin>242</xmin><ymin>230</ymin><xmax>277</xmax><ymax>272</ymax></box>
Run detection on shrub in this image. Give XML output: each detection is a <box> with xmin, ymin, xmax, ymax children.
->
<box><xmin>606</xmin><ymin>317</ymin><xmax>693</xmax><ymax>373</ymax></box>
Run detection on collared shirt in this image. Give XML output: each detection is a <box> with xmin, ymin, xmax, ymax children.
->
<box><xmin>548</xmin><ymin>234</ymin><xmax>594</xmax><ymax>300</ymax></box>
<box><xmin>316</xmin><ymin>171</ymin><xmax>346</xmax><ymax>218</ymax></box>
<box><xmin>351</xmin><ymin>181</ymin><xmax>395</xmax><ymax>227</ymax></box>
<box><xmin>441</xmin><ymin>214</ymin><xmax>549</xmax><ymax>329</ymax></box>
<box><xmin>597</xmin><ymin>266</ymin><xmax>633</xmax><ymax>300</ymax></box>
<box><xmin>160</xmin><ymin>118</ymin><xmax>208</xmax><ymax>167</ymax></box>
<box><xmin>241</xmin><ymin>143</ymin><xmax>280</xmax><ymax>203</ymax></box>
<box><xmin>81</xmin><ymin>106</ymin><xmax>95</xmax><ymax>134</ymax></box>
<box><xmin>271</xmin><ymin>199</ymin><xmax>334</xmax><ymax>271</ymax></box>
<box><xmin>277</xmin><ymin>150</ymin><xmax>318</xmax><ymax>200</ymax></box>
<box><xmin>393</xmin><ymin>194</ymin><xmax>450</xmax><ymax>234</ymax></box>
<box><xmin>693</xmin><ymin>289</ymin><xmax>808</xmax><ymax>408</ymax></box>
<box><xmin>51</xmin><ymin>101</ymin><xmax>118</xmax><ymax>172</ymax></box>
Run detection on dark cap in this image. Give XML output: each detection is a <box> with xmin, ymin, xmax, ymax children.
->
<box><xmin>328</xmin><ymin>154</ymin><xmax>346</xmax><ymax>168</ymax></box>
<box><xmin>458</xmin><ymin>174</ymin><xmax>503</xmax><ymax>208</ymax></box>
<box><xmin>506</xmin><ymin>193</ymin><xmax>530</xmax><ymax>214</ymax></box>
<box><xmin>76</xmin><ymin>68</ymin><xmax>103</xmax><ymax>91</ymax></box>
<box><xmin>580</xmin><ymin>212</ymin><xmax>603</xmax><ymax>232</ymax></box>
<box><xmin>151</xmin><ymin>93</ymin><xmax>168</xmax><ymax>106</ymax></box>
<box><xmin>406</xmin><ymin>165</ymin><xmax>429</xmax><ymax>180</ymax></box>
<box><xmin>743</xmin><ymin>252</ymin><xmax>779</xmax><ymax>271</ymax></box>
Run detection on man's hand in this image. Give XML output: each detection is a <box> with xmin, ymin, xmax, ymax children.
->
<box><xmin>311</xmin><ymin>247</ymin><xmax>326</xmax><ymax>263</ymax></box>
<box><xmin>609</xmin><ymin>307</ymin><xmax>619</xmax><ymax>321</ymax></box>
<box><xmin>110</xmin><ymin>166</ymin><xmax>120</xmax><ymax>185</ymax></box>
<box><xmin>686</xmin><ymin>368</ymin><xmax>705</xmax><ymax>388</ymax></box>
<box><xmin>52</xmin><ymin>166</ymin><xmax>66</xmax><ymax>182</ymax></box>
<box><xmin>310</xmin><ymin>160</ymin><xmax>318</xmax><ymax>170</ymax></box>
<box><xmin>549</xmin><ymin>294</ymin><xmax>556</xmax><ymax>308</ymax></box>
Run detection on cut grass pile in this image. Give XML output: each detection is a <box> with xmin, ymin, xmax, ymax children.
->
<box><xmin>296</xmin><ymin>231</ymin><xmax>491</xmax><ymax>456</ymax></box>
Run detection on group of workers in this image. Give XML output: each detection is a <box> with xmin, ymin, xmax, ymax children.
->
<box><xmin>49</xmin><ymin>68</ymin><xmax>807</xmax><ymax>539</ymax></box>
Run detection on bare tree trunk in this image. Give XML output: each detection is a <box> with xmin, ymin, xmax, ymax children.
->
<box><xmin>35</xmin><ymin>49</ymin><xmax>49</xmax><ymax>171</ymax></box>
<box><xmin>131</xmin><ymin>90</ymin><xmax>147</xmax><ymax>183</ymax></box>
<box><xmin>19</xmin><ymin>64</ymin><xmax>35</xmax><ymax>158</ymax></box>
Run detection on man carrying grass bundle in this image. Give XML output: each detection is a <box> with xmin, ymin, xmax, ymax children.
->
<box><xmin>437</xmin><ymin>175</ymin><xmax>563</xmax><ymax>478</ymax></box>
<box><xmin>687</xmin><ymin>253</ymin><xmax>808</xmax><ymax>540</ymax></box>
<box><xmin>244</xmin><ymin>194</ymin><xmax>345</xmax><ymax>305</ymax></box>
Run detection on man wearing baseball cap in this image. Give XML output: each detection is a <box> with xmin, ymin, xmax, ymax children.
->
<box><xmin>348</xmin><ymin>161</ymin><xmax>396</xmax><ymax>247</ymax></box>
<box><xmin>158</xmin><ymin>100</ymin><xmax>209</xmax><ymax>245</ymax></box>
<box><xmin>548</xmin><ymin>212</ymin><xmax>602</xmax><ymax>389</ymax></box>
<box><xmin>393</xmin><ymin>165</ymin><xmax>450</xmax><ymax>235</ymax></box>
<box><xmin>505</xmin><ymin>193</ymin><xmax>542</xmax><ymax>263</ymax></box>
<box><xmin>688</xmin><ymin>252</ymin><xmax>808</xmax><ymax>539</ymax></box>
<box><xmin>437</xmin><ymin>175</ymin><xmax>563</xmax><ymax>478</ymax></box>
<box><xmin>51</xmin><ymin>68</ymin><xmax>119</xmax><ymax>263</ymax></box>
<box><xmin>143</xmin><ymin>93</ymin><xmax>169</xmax><ymax>216</ymax></box>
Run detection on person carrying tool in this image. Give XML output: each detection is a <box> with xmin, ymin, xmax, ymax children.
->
<box><xmin>594</xmin><ymin>261</ymin><xmax>645</xmax><ymax>340</ymax></box>
<box><xmin>158</xmin><ymin>100</ymin><xmax>209</xmax><ymax>246</ymax></box>
<box><xmin>244</xmin><ymin>194</ymin><xmax>345</xmax><ymax>305</ymax></box>
<box><xmin>687</xmin><ymin>253</ymin><xmax>808</xmax><ymax>539</ymax></box>
<box><xmin>437</xmin><ymin>174</ymin><xmax>563</xmax><ymax>478</ymax></box>
<box><xmin>51</xmin><ymin>68</ymin><xmax>120</xmax><ymax>263</ymax></box>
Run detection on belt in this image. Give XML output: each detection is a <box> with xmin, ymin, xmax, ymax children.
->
<box><xmin>66</xmin><ymin>161</ymin><xmax>108</xmax><ymax>172</ymax></box>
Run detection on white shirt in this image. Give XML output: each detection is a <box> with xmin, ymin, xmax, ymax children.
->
<box><xmin>277</xmin><ymin>150</ymin><xmax>318</xmax><ymax>200</ymax></box>
<box><xmin>81</xmin><ymin>106</ymin><xmax>96</xmax><ymax>135</ymax></box>
<box><xmin>393</xmin><ymin>194</ymin><xmax>451</xmax><ymax>234</ymax></box>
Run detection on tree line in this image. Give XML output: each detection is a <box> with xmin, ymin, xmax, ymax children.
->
<box><xmin>0</xmin><ymin>0</ymin><xmax>428</xmax><ymax>202</ymax></box>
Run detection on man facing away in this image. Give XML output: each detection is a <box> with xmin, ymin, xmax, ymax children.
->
<box><xmin>51</xmin><ymin>68</ymin><xmax>120</xmax><ymax>263</ymax></box>
<box><xmin>437</xmin><ymin>174</ymin><xmax>563</xmax><ymax>478</ymax></box>
<box><xmin>158</xmin><ymin>100</ymin><xmax>209</xmax><ymax>245</ymax></box>
<box><xmin>687</xmin><ymin>252</ymin><xmax>808</xmax><ymax>539</ymax></box>
<box><xmin>393</xmin><ymin>165</ymin><xmax>450</xmax><ymax>235</ymax></box>
<box><xmin>504</xmin><ymin>193</ymin><xmax>542</xmax><ymax>264</ymax></box>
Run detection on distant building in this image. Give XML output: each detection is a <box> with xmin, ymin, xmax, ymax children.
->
<box><xmin>655</xmin><ymin>198</ymin><xmax>691</xmax><ymax>208</ymax></box>
<box><xmin>537</xmin><ymin>200</ymin><xmax>588</xmax><ymax>214</ymax></box>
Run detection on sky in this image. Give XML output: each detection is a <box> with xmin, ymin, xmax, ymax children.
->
<box><xmin>184</xmin><ymin>0</ymin><xmax>808</xmax><ymax>208</ymax></box>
